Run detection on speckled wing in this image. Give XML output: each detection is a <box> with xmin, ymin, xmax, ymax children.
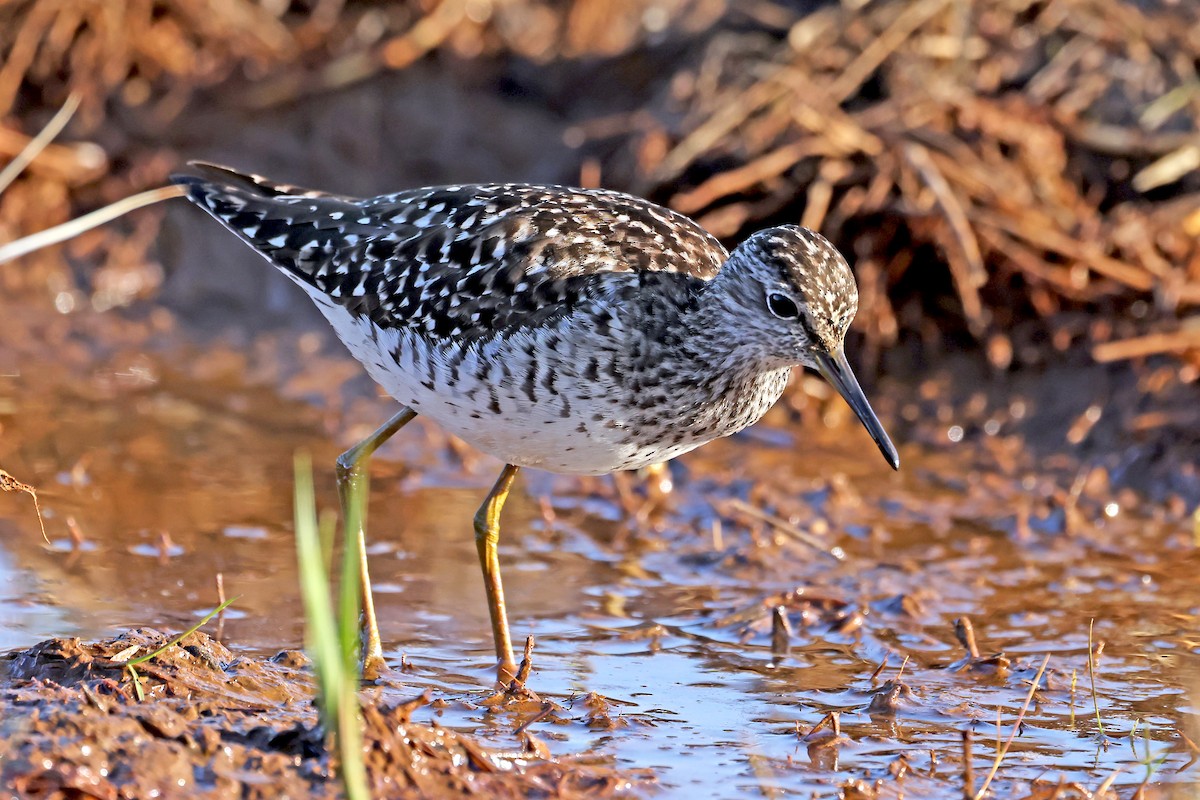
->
<box><xmin>171</xmin><ymin>163</ymin><xmax>728</xmax><ymax>339</ymax></box>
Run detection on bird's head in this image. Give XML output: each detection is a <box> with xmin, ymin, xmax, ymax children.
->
<box><xmin>718</xmin><ymin>225</ymin><xmax>899</xmax><ymax>470</ymax></box>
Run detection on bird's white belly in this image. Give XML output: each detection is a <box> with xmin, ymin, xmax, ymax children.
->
<box><xmin>306</xmin><ymin>289</ymin><xmax>688</xmax><ymax>474</ymax></box>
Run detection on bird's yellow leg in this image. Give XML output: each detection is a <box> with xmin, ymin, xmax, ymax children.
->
<box><xmin>474</xmin><ymin>464</ymin><xmax>521</xmax><ymax>684</ymax></box>
<box><xmin>335</xmin><ymin>406</ymin><xmax>417</xmax><ymax>680</ymax></box>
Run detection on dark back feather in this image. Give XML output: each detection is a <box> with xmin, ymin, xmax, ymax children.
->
<box><xmin>171</xmin><ymin>163</ymin><xmax>727</xmax><ymax>339</ymax></box>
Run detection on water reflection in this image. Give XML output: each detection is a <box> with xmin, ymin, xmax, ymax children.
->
<box><xmin>0</xmin><ymin>309</ymin><xmax>1197</xmax><ymax>796</ymax></box>
<box><xmin>0</xmin><ymin>541</ymin><xmax>76</xmax><ymax>649</ymax></box>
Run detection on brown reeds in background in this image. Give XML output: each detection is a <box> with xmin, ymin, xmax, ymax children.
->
<box><xmin>1</xmin><ymin>0</ymin><xmax>1198</xmax><ymax>372</ymax></box>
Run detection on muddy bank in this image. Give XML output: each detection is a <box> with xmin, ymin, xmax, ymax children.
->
<box><xmin>0</xmin><ymin>629</ymin><xmax>643</xmax><ymax>798</ymax></box>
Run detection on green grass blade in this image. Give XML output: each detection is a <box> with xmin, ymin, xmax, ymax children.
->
<box><xmin>335</xmin><ymin>469</ymin><xmax>369</xmax><ymax>799</ymax></box>
<box><xmin>294</xmin><ymin>452</ymin><xmax>370</xmax><ymax>800</ymax></box>
<box><xmin>126</xmin><ymin>596</ymin><xmax>239</xmax><ymax>668</ymax></box>
<box><xmin>294</xmin><ymin>452</ymin><xmax>344</xmax><ymax>727</ymax></box>
<box><xmin>338</xmin><ymin>471</ymin><xmax>365</xmax><ymax>673</ymax></box>
<box><xmin>336</xmin><ymin>662</ymin><xmax>369</xmax><ymax>800</ymax></box>
<box><xmin>125</xmin><ymin>594</ymin><xmax>238</xmax><ymax>701</ymax></box>
<box><xmin>319</xmin><ymin>507</ymin><xmax>337</xmax><ymax>581</ymax></box>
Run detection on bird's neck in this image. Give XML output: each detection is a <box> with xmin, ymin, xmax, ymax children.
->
<box><xmin>677</xmin><ymin>273</ymin><xmax>762</xmax><ymax>374</ymax></box>
<box><xmin>664</xmin><ymin>292</ymin><xmax>792</xmax><ymax>438</ymax></box>
<box><xmin>672</xmin><ymin>279</ymin><xmax>789</xmax><ymax>401</ymax></box>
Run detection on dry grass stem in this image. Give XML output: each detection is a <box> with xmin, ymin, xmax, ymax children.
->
<box><xmin>0</xmin><ymin>185</ymin><xmax>186</xmax><ymax>265</ymax></box>
<box><xmin>722</xmin><ymin>498</ymin><xmax>844</xmax><ymax>560</ymax></box>
<box><xmin>0</xmin><ymin>91</ymin><xmax>79</xmax><ymax>195</ymax></box>
<box><xmin>1089</xmin><ymin>619</ymin><xmax>1106</xmax><ymax>739</ymax></box>
<box><xmin>973</xmin><ymin>654</ymin><xmax>1051</xmax><ymax>799</ymax></box>
<box><xmin>0</xmin><ymin>467</ymin><xmax>48</xmax><ymax>544</ymax></box>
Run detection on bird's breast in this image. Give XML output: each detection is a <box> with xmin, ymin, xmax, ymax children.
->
<box><xmin>307</xmin><ymin>287</ymin><xmax>790</xmax><ymax>474</ymax></box>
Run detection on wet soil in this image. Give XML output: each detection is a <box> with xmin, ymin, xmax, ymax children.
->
<box><xmin>1</xmin><ymin>291</ymin><xmax>1197</xmax><ymax>799</ymax></box>
<box><xmin>1</xmin><ymin>629</ymin><xmax>639</xmax><ymax>798</ymax></box>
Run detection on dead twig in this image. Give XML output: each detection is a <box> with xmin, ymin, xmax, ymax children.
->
<box><xmin>973</xmin><ymin>654</ymin><xmax>1051</xmax><ymax>799</ymax></box>
<box><xmin>903</xmin><ymin>141</ymin><xmax>988</xmax><ymax>336</ymax></box>
<box><xmin>1091</xmin><ymin>323</ymin><xmax>1200</xmax><ymax>362</ymax></box>
<box><xmin>826</xmin><ymin>0</ymin><xmax>954</xmax><ymax>103</ymax></box>
<box><xmin>0</xmin><ymin>468</ymin><xmax>48</xmax><ymax>544</ymax></box>
<box><xmin>722</xmin><ymin>498</ymin><xmax>844</xmax><ymax>561</ymax></box>
<box><xmin>962</xmin><ymin>728</ymin><xmax>975</xmax><ymax>800</ymax></box>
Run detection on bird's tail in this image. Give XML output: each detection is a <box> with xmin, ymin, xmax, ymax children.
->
<box><xmin>170</xmin><ymin>161</ymin><xmax>363</xmax><ymax>279</ymax></box>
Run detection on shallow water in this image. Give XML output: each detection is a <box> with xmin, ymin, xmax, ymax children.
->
<box><xmin>1</xmin><ymin>304</ymin><xmax>1197</xmax><ymax>797</ymax></box>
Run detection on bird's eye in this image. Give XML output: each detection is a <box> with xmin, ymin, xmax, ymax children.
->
<box><xmin>767</xmin><ymin>292</ymin><xmax>800</xmax><ymax>319</ymax></box>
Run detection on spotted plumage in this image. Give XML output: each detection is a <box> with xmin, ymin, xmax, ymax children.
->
<box><xmin>172</xmin><ymin>162</ymin><xmax>898</xmax><ymax>475</ymax></box>
<box><xmin>173</xmin><ymin>163</ymin><xmax>725</xmax><ymax>340</ymax></box>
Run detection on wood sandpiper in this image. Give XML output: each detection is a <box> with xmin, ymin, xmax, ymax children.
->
<box><xmin>172</xmin><ymin>162</ymin><xmax>900</xmax><ymax>683</ymax></box>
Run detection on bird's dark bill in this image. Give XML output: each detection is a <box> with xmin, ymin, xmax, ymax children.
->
<box><xmin>815</xmin><ymin>350</ymin><xmax>900</xmax><ymax>470</ymax></box>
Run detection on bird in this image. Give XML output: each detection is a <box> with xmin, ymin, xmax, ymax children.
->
<box><xmin>171</xmin><ymin>162</ymin><xmax>900</xmax><ymax>684</ymax></box>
